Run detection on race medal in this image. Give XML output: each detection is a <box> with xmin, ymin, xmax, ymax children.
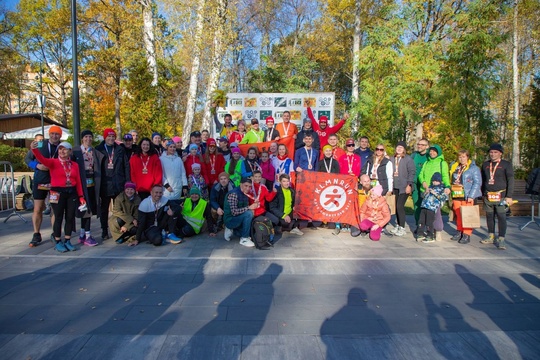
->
<box><xmin>142</xmin><ymin>168</ymin><xmax>148</xmax><ymax>174</ymax></box>
<box><xmin>108</xmin><ymin>162</ymin><xmax>114</xmax><ymax>169</ymax></box>
<box><xmin>488</xmin><ymin>178</ymin><xmax>495</xmax><ymax>185</ymax></box>
<box><xmin>394</xmin><ymin>171</ymin><xmax>399</xmax><ymax>177</ymax></box>
<box><xmin>66</xmin><ymin>179</ymin><xmax>72</xmax><ymax>187</ymax></box>
<box><xmin>308</xmin><ymin>164</ymin><xmax>312</xmax><ymax>170</ymax></box>
<box><xmin>211</xmin><ymin>170</ymin><xmax>216</xmax><ymax>174</ymax></box>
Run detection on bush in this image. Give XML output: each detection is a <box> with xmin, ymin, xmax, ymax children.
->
<box><xmin>0</xmin><ymin>144</ymin><xmax>30</xmax><ymax>172</ymax></box>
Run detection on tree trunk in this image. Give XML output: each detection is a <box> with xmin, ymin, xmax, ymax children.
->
<box><xmin>183</xmin><ymin>0</ymin><xmax>206</xmax><ymax>144</ymax></box>
<box><xmin>202</xmin><ymin>0</ymin><xmax>228</xmax><ymax>132</ymax></box>
<box><xmin>351</xmin><ymin>0</ymin><xmax>361</xmax><ymax>133</ymax></box>
<box><xmin>140</xmin><ymin>0</ymin><xmax>158</xmax><ymax>87</ymax></box>
<box><xmin>512</xmin><ymin>0</ymin><xmax>521</xmax><ymax>167</ymax></box>
<box><xmin>115</xmin><ymin>74</ymin><xmax>122</xmax><ymax>135</ymax></box>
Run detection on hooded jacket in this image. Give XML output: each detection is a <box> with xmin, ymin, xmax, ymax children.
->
<box><xmin>449</xmin><ymin>159</ymin><xmax>482</xmax><ymax>200</ymax></box>
<box><xmin>418</xmin><ymin>144</ymin><xmax>450</xmax><ymax>192</ymax></box>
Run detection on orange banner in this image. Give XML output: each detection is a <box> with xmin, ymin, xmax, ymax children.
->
<box><xmin>294</xmin><ymin>171</ymin><xmax>360</xmax><ymax>227</ymax></box>
<box><xmin>238</xmin><ymin>136</ymin><xmax>296</xmax><ymax>161</ymax></box>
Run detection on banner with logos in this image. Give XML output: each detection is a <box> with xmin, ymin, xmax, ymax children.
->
<box><xmin>214</xmin><ymin>93</ymin><xmax>335</xmax><ymax>136</ymax></box>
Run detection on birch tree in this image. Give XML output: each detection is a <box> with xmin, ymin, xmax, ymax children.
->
<box><xmin>512</xmin><ymin>0</ymin><xmax>520</xmax><ymax>167</ymax></box>
<box><xmin>139</xmin><ymin>0</ymin><xmax>158</xmax><ymax>87</ymax></box>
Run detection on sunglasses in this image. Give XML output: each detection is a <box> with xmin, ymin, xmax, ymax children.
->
<box><xmin>376</xmin><ymin>148</ymin><xmax>385</xmax><ymax>151</ymax></box>
<box><xmin>346</xmin><ymin>144</ymin><xmax>355</xmax><ymax>147</ymax></box>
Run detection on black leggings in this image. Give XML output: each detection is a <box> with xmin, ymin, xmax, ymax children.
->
<box><xmin>50</xmin><ymin>188</ymin><xmax>78</xmax><ymax>238</ymax></box>
<box><xmin>484</xmin><ymin>198</ymin><xmax>507</xmax><ymax>237</ymax></box>
<box><xmin>394</xmin><ymin>189</ymin><xmax>409</xmax><ymax>227</ymax></box>
<box><xmin>418</xmin><ymin>208</ymin><xmax>435</xmax><ymax>236</ymax></box>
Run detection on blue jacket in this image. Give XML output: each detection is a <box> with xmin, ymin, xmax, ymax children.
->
<box><xmin>294</xmin><ymin>147</ymin><xmax>319</xmax><ymax>170</ymax></box>
<box><xmin>449</xmin><ymin>160</ymin><xmax>482</xmax><ymax>200</ymax></box>
<box><xmin>421</xmin><ymin>185</ymin><xmax>448</xmax><ymax>212</ymax></box>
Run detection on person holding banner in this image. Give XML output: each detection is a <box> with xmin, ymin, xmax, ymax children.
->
<box><xmin>241</xmin><ymin>119</ymin><xmax>265</xmax><ymax>144</ymax></box>
<box><xmin>317</xmin><ymin>145</ymin><xmax>340</xmax><ymax>174</ymax></box>
<box><xmin>264</xmin><ymin>117</ymin><xmax>281</xmax><ymax>141</ymax></box>
<box><xmin>269</xmin><ymin>174</ymin><xmax>304</xmax><ymax>236</ymax></box>
<box><xmin>294</xmin><ymin>133</ymin><xmax>319</xmax><ymax>172</ymax></box>
<box><xmin>449</xmin><ymin>149</ymin><xmax>482</xmax><ymax>244</ymax></box>
<box><xmin>326</xmin><ymin>134</ymin><xmax>345</xmax><ymax>161</ymax></box>
<box><xmin>275</xmin><ymin>111</ymin><xmax>298</xmax><ymax>139</ymax></box>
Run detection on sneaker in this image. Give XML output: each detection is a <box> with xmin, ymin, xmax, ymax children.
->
<box><xmin>422</xmin><ymin>237</ymin><xmax>435</xmax><ymax>243</ymax></box>
<box><xmin>497</xmin><ymin>237</ymin><xmax>506</xmax><ymax>250</ymax></box>
<box><xmin>224</xmin><ymin>227</ymin><xmax>233</xmax><ymax>241</ymax></box>
<box><xmin>458</xmin><ymin>234</ymin><xmax>470</xmax><ymax>244</ymax></box>
<box><xmin>64</xmin><ymin>240</ymin><xmax>76</xmax><ymax>252</ymax></box>
<box><xmin>78</xmin><ymin>234</ymin><xmax>86</xmax><ymax>244</ymax></box>
<box><xmin>416</xmin><ymin>234</ymin><xmax>426</xmax><ymax>242</ymax></box>
<box><xmin>43</xmin><ymin>206</ymin><xmax>51</xmax><ymax>215</ymax></box>
<box><xmin>394</xmin><ymin>226</ymin><xmax>406</xmax><ymax>237</ymax></box>
<box><xmin>290</xmin><ymin>227</ymin><xmax>304</xmax><ymax>236</ymax></box>
<box><xmin>239</xmin><ymin>237</ymin><xmax>255</xmax><ymax>247</ymax></box>
<box><xmin>389</xmin><ymin>226</ymin><xmax>399</xmax><ymax>235</ymax></box>
<box><xmin>29</xmin><ymin>232</ymin><xmax>42</xmax><ymax>247</ymax></box>
<box><xmin>55</xmin><ymin>242</ymin><xmax>68</xmax><ymax>253</ymax></box>
<box><xmin>450</xmin><ymin>232</ymin><xmax>462</xmax><ymax>241</ymax></box>
<box><xmin>382</xmin><ymin>228</ymin><xmax>394</xmax><ymax>237</ymax></box>
<box><xmin>102</xmin><ymin>230</ymin><xmax>110</xmax><ymax>240</ymax></box>
<box><xmin>332</xmin><ymin>226</ymin><xmax>341</xmax><ymax>235</ymax></box>
<box><xmin>84</xmin><ymin>236</ymin><xmax>98</xmax><ymax>247</ymax></box>
<box><xmin>480</xmin><ymin>233</ymin><xmax>495</xmax><ymax>244</ymax></box>
<box><xmin>167</xmin><ymin>233</ymin><xmax>183</xmax><ymax>244</ymax></box>
<box><xmin>50</xmin><ymin>233</ymin><xmax>57</xmax><ymax>244</ymax></box>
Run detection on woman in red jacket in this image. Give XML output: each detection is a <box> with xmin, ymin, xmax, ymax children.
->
<box><xmin>203</xmin><ymin>138</ymin><xmax>226</xmax><ymax>186</ymax></box>
<box><xmin>31</xmin><ymin>141</ymin><xmax>86</xmax><ymax>253</ymax></box>
<box><xmin>130</xmin><ymin>137</ymin><xmax>163</xmax><ymax>200</ymax></box>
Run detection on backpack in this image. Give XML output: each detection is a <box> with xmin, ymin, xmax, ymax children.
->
<box><xmin>251</xmin><ymin>216</ymin><xmax>274</xmax><ymax>249</ymax></box>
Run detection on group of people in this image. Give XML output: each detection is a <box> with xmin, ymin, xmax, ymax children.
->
<box><xmin>24</xmin><ymin>109</ymin><xmax>514</xmax><ymax>251</ymax></box>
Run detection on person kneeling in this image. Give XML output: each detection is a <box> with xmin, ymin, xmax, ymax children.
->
<box><xmin>171</xmin><ymin>187</ymin><xmax>216</xmax><ymax>244</ymax></box>
<box><xmin>135</xmin><ymin>185</ymin><xmax>180</xmax><ymax>246</ymax></box>
<box><xmin>109</xmin><ymin>182</ymin><xmax>141</xmax><ymax>244</ymax></box>
<box><xmin>359</xmin><ymin>185</ymin><xmax>391</xmax><ymax>241</ymax></box>
<box><xmin>269</xmin><ymin>174</ymin><xmax>304</xmax><ymax>236</ymax></box>
<box><xmin>223</xmin><ymin>177</ymin><xmax>258</xmax><ymax>247</ymax></box>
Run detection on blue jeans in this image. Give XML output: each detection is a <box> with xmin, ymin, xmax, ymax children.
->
<box><xmin>224</xmin><ymin>211</ymin><xmax>253</xmax><ymax>238</ymax></box>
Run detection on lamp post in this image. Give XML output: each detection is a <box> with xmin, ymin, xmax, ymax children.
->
<box><xmin>35</xmin><ymin>63</ymin><xmax>46</xmax><ymax>137</ymax></box>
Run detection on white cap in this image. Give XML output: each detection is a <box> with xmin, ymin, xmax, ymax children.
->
<box><xmin>58</xmin><ymin>141</ymin><xmax>72</xmax><ymax>150</ymax></box>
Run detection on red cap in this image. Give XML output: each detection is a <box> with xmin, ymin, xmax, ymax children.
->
<box><xmin>319</xmin><ymin>116</ymin><xmax>328</xmax><ymax>124</ymax></box>
<box><xmin>346</xmin><ymin>138</ymin><xmax>355</xmax><ymax>146</ymax></box>
<box><xmin>265</xmin><ymin>116</ymin><xmax>274</xmax><ymax>124</ymax></box>
<box><xmin>103</xmin><ymin>128</ymin><xmax>116</xmax><ymax>138</ymax></box>
<box><xmin>207</xmin><ymin>138</ymin><xmax>217</xmax><ymax>147</ymax></box>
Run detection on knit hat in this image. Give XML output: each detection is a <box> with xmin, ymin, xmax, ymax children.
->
<box><xmin>303</xmin><ymin>118</ymin><xmax>311</xmax><ymax>124</ymax></box>
<box><xmin>319</xmin><ymin>116</ymin><xmax>328</xmax><ymax>124</ymax></box>
<box><xmin>189</xmin><ymin>187</ymin><xmax>201</xmax><ymax>196</ymax></box>
<box><xmin>189</xmin><ymin>144</ymin><xmax>198</xmax><ymax>151</ymax></box>
<box><xmin>231</xmin><ymin>147</ymin><xmax>241</xmax><ymax>154</ymax></box>
<box><xmin>125</xmin><ymin>181</ymin><xmax>136</xmax><ymax>190</ymax></box>
<box><xmin>230</xmin><ymin>142</ymin><xmax>239</xmax><ymax>148</ymax></box>
<box><xmin>396</xmin><ymin>141</ymin><xmax>407</xmax><ymax>150</ymax></box>
<box><xmin>190</xmin><ymin>130</ymin><xmax>201</xmax><ymax>137</ymax></box>
<box><xmin>265</xmin><ymin>116</ymin><xmax>274</xmax><ymax>124</ymax></box>
<box><xmin>218</xmin><ymin>172</ymin><xmax>230</xmax><ymax>179</ymax></box>
<box><xmin>207</xmin><ymin>138</ymin><xmax>217</xmax><ymax>147</ymax></box>
<box><xmin>191</xmin><ymin>163</ymin><xmax>201</xmax><ymax>170</ymax></box>
<box><xmin>123</xmin><ymin>133</ymin><xmax>133</xmax><ymax>141</ymax></box>
<box><xmin>172</xmin><ymin>136</ymin><xmax>182</xmax><ymax>143</ymax></box>
<box><xmin>103</xmin><ymin>128</ymin><xmax>116</xmax><ymax>138</ymax></box>
<box><xmin>165</xmin><ymin>140</ymin><xmax>175</xmax><ymax>147</ymax></box>
<box><xmin>58</xmin><ymin>141</ymin><xmax>72</xmax><ymax>150</ymax></box>
<box><xmin>81</xmin><ymin>130</ymin><xmax>93</xmax><ymax>139</ymax></box>
<box><xmin>489</xmin><ymin>143</ymin><xmax>503</xmax><ymax>153</ymax></box>
<box><xmin>240</xmin><ymin>177</ymin><xmax>252</xmax><ymax>184</ymax></box>
<box><xmin>151</xmin><ymin>132</ymin><xmax>161</xmax><ymax>140</ymax></box>
<box><xmin>371</xmin><ymin>184</ymin><xmax>383</xmax><ymax>197</ymax></box>
<box><xmin>322</xmin><ymin>144</ymin><xmax>333</xmax><ymax>152</ymax></box>
<box><xmin>431</xmin><ymin>172</ymin><xmax>442</xmax><ymax>184</ymax></box>
<box><xmin>49</xmin><ymin>125</ymin><xmax>63</xmax><ymax>136</ymax></box>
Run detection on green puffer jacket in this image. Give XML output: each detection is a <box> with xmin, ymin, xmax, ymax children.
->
<box><xmin>418</xmin><ymin>144</ymin><xmax>450</xmax><ymax>192</ymax></box>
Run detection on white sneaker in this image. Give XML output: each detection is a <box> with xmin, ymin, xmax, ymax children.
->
<box><xmin>389</xmin><ymin>226</ymin><xmax>399</xmax><ymax>234</ymax></box>
<box><xmin>394</xmin><ymin>226</ymin><xmax>406</xmax><ymax>237</ymax></box>
<box><xmin>224</xmin><ymin>227</ymin><xmax>233</xmax><ymax>241</ymax></box>
<box><xmin>239</xmin><ymin>237</ymin><xmax>255</xmax><ymax>247</ymax></box>
<box><xmin>290</xmin><ymin>227</ymin><xmax>304</xmax><ymax>236</ymax></box>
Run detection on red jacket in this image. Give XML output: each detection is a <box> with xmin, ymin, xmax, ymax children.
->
<box><xmin>248</xmin><ymin>182</ymin><xmax>277</xmax><ymax>217</ymax></box>
<box><xmin>307</xmin><ymin>107</ymin><xmax>346</xmax><ymax>148</ymax></box>
<box><xmin>203</xmin><ymin>153</ymin><xmax>226</xmax><ymax>185</ymax></box>
<box><xmin>184</xmin><ymin>154</ymin><xmax>206</xmax><ymax>179</ymax></box>
<box><xmin>32</xmin><ymin>148</ymin><xmax>84</xmax><ymax>197</ymax></box>
<box><xmin>338</xmin><ymin>153</ymin><xmax>362</xmax><ymax>177</ymax></box>
<box><xmin>129</xmin><ymin>153</ymin><xmax>163</xmax><ymax>193</ymax></box>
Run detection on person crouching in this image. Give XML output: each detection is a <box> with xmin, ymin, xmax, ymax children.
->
<box><xmin>358</xmin><ymin>184</ymin><xmax>391</xmax><ymax>241</ymax></box>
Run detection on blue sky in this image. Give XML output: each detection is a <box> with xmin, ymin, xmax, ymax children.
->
<box><xmin>3</xmin><ymin>0</ymin><xmax>19</xmax><ymax>11</ymax></box>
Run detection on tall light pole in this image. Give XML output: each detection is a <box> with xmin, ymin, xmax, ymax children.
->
<box><xmin>71</xmin><ymin>0</ymin><xmax>81</xmax><ymax>146</ymax></box>
<box><xmin>36</xmin><ymin>63</ymin><xmax>46</xmax><ymax>137</ymax></box>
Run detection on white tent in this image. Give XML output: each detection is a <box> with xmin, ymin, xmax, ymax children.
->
<box><xmin>3</xmin><ymin>125</ymin><xmax>72</xmax><ymax>140</ymax></box>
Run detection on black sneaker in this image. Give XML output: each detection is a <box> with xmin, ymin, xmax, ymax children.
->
<box><xmin>102</xmin><ymin>230</ymin><xmax>110</xmax><ymax>240</ymax></box>
<box><xmin>451</xmin><ymin>232</ymin><xmax>462</xmax><ymax>241</ymax></box>
<box><xmin>29</xmin><ymin>233</ymin><xmax>42</xmax><ymax>247</ymax></box>
<box><xmin>458</xmin><ymin>234</ymin><xmax>470</xmax><ymax>244</ymax></box>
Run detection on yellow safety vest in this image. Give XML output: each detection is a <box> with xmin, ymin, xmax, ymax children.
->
<box><xmin>182</xmin><ymin>198</ymin><xmax>207</xmax><ymax>234</ymax></box>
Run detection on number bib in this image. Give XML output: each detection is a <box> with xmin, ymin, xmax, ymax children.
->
<box><xmin>487</xmin><ymin>191</ymin><xmax>503</xmax><ymax>203</ymax></box>
<box><xmin>49</xmin><ymin>190</ymin><xmax>60</xmax><ymax>204</ymax></box>
<box><xmin>451</xmin><ymin>184</ymin><xmax>464</xmax><ymax>199</ymax></box>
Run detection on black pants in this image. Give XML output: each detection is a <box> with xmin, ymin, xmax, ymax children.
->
<box><xmin>483</xmin><ymin>197</ymin><xmax>507</xmax><ymax>237</ymax></box>
<box><xmin>51</xmin><ymin>188</ymin><xmax>78</xmax><ymax>238</ymax></box>
<box><xmin>418</xmin><ymin>208</ymin><xmax>435</xmax><ymax>236</ymax></box>
<box><xmin>100</xmin><ymin>195</ymin><xmax>115</xmax><ymax>231</ymax></box>
<box><xmin>175</xmin><ymin>215</ymin><xmax>197</xmax><ymax>238</ymax></box>
<box><xmin>394</xmin><ymin>189</ymin><xmax>409</xmax><ymax>227</ymax></box>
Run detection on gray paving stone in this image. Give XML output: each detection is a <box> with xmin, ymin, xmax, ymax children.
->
<box><xmin>73</xmin><ymin>334</ymin><xmax>166</xmax><ymax>359</ymax></box>
<box><xmin>1</xmin><ymin>334</ymin><xmax>90</xmax><ymax>360</ymax></box>
<box><xmin>242</xmin><ymin>335</ymin><xmax>324</xmax><ymax>360</ymax></box>
<box><xmin>319</xmin><ymin>334</ymin><xmax>406</xmax><ymax>360</ymax></box>
<box><xmin>158</xmin><ymin>335</ymin><xmax>242</xmax><ymax>359</ymax></box>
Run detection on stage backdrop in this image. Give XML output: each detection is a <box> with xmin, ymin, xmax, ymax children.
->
<box><xmin>294</xmin><ymin>171</ymin><xmax>360</xmax><ymax>227</ymax></box>
<box><xmin>214</xmin><ymin>92</ymin><xmax>335</xmax><ymax>135</ymax></box>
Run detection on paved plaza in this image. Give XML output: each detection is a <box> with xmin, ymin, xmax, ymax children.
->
<box><xmin>0</xmin><ymin>210</ymin><xmax>539</xmax><ymax>359</ymax></box>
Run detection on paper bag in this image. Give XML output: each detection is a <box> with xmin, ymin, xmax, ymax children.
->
<box><xmin>385</xmin><ymin>194</ymin><xmax>396</xmax><ymax>215</ymax></box>
<box><xmin>461</xmin><ymin>205</ymin><xmax>481</xmax><ymax>229</ymax></box>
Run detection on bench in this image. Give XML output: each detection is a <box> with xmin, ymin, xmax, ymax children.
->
<box><xmin>477</xmin><ymin>179</ymin><xmax>533</xmax><ymax>216</ymax></box>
